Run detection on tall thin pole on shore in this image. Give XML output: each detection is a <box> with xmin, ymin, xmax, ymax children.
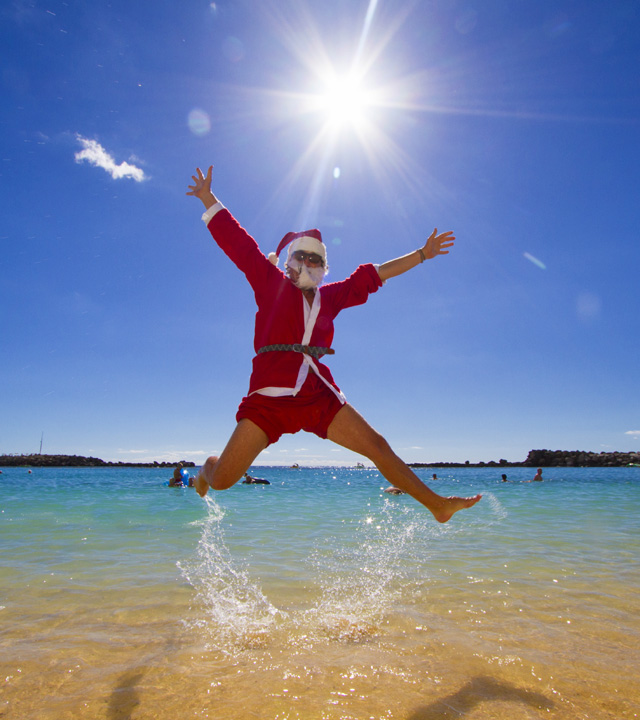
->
<box><xmin>39</xmin><ymin>432</ymin><xmax>43</xmax><ymax>455</ymax></box>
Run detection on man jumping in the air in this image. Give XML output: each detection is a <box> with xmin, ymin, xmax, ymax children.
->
<box><xmin>187</xmin><ymin>165</ymin><xmax>481</xmax><ymax>523</ymax></box>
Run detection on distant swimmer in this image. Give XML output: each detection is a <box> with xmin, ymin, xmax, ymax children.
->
<box><xmin>187</xmin><ymin>164</ymin><xmax>481</xmax><ymax>523</ymax></box>
<box><xmin>525</xmin><ymin>468</ymin><xmax>544</xmax><ymax>483</ymax></box>
<box><xmin>242</xmin><ymin>473</ymin><xmax>271</xmax><ymax>485</ymax></box>
<box><xmin>168</xmin><ymin>467</ymin><xmax>189</xmax><ymax>487</ymax></box>
<box><xmin>384</xmin><ymin>487</ymin><xmax>406</xmax><ymax>495</ymax></box>
<box><xmin>432</xmin><ymin>473</ymin><xmax>438</xmax><ymax>480</ymax></box>
<box><xmin>501</xmin><ymin>474</ymin><xmax>508</xmax><ymax>482</ymax></box>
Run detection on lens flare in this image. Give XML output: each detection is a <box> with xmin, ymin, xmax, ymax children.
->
<box><xmin>524</xmin><ymin>252</ymin><xmax>546</xmax><ymax>270</ymax></box>
<box><xmin>187</xmin><ymin>108</ymin><xmax>211</xmax><ymax>136</ymax></box>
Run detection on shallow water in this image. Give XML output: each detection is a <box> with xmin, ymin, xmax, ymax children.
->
<box><xmin>1</xmin><ymin>466</ymin><xmax>638</xmax><ymax>719</ymax></box>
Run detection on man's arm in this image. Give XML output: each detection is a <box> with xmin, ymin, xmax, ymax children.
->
<box><xmin>377</xmin><ymin>228</ymin><xmax>455</xmax><ymax>281</ymax></box>
<box><xmin>187</xmin><ymin>165</ymin><xmax>277</xmax><ymax>290</ymax></box>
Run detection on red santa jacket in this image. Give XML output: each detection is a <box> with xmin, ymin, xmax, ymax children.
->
<box><xmin>205</xmin><ymin>205</ymin><xmax>383</xmax><ymax>399</ymax></box>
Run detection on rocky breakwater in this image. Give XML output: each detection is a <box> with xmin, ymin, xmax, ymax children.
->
<box><xmin>525</xmin><ymin>449</ymin><xmax>640</xmax><ymax>467</ymax></box>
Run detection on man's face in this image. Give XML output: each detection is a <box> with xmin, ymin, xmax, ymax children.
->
<box><xmin>286</xmin><ymin>254</ymin><xmax>326</xmax><ymax>290</ymax></box>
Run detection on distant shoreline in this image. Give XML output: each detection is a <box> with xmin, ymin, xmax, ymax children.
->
<box><xmin>1</xmin><ymin>450</ymin><xmax>638</xmax><ymax>468</ymax></box>
<box><xmin>0</xmin><ymin>454</ymin><xmax>196</xmax><ymax>469</ymax></box>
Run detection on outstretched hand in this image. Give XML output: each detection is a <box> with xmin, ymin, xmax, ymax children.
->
<box><xmin>377</xmin><ymin>227</ymin><xmax>456</xmax><ymax>281</ymax></box>
<box><xmin>421</xmin><ymin>228</ymin><xmax>455</xmax><ymax>260</ymax></box>
<box><xmin>186</xmin><ymin>165</ymin><xmax>216</xmax><ymax>207</ymax></box>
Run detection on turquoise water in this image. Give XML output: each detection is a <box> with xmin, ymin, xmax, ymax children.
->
<box><xmin>1</xmin><ymin>465</ymin><xmax>639</xmax><ymax>719</ymax></box>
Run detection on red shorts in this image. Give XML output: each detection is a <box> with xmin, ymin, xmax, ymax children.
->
<box><xmin>236</xmin><ymin>374</ymin><xmax>345</xmax><ymax>446</ymax></box>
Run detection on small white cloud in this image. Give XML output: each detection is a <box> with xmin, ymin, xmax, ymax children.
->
<box><xmin>74</xmin><ymin>135</ymin><xmax>147</xmax><ymax>181</ymax></box>
<box><xmin>625</xmin><ymin>431</ymin><xmax>640</xmax><ymax>436</ymax></box>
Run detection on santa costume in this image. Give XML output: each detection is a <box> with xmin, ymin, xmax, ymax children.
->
<box><xmin>202</xmin><ymin>202</ymin><xmax>382</xmax><ymax>442</ymax></box>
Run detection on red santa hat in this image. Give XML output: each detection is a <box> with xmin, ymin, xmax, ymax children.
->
<box><xmin>268</xmin><ymin>229</ymin><xmax>326</xmax><ymax>267</ymax></box>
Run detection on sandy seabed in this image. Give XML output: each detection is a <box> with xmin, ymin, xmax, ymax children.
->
<box><xmin>2</xmin><ymin>579</ymin><xmax>637</xmax><ymax>720</ymax></box>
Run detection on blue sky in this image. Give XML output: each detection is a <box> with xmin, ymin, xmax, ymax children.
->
<box><xmin>2</xmin><ymin>0</ymin><xmax>639</xmax><ymax>466</ymax></box>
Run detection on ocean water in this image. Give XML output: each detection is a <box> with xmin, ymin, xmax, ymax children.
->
<box><xmin>1</xmin><ymin>465</ymin><xmax>638</xmax><ymax>719</ymax></box>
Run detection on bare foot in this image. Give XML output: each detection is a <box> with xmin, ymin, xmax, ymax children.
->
<box><xmin>194</xmin><ymin>455</ymin><xmax>219</xmax><ymax>498</ymax></box>
<box><xmin>194</xmin><ymin>471</ymin><xmax>209</xmax><ymax>497</ymax></box>
<box><xmin>432</xmin><ymin>494</ymin><xmax>482</xmax><ymax>523</ymax></box>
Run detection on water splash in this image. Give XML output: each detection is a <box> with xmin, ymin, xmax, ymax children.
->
<box><xmin>179</xmin><ymin>487</ymin><xmax>506</xmax><ymax>654</ymax></box>
<box><xmin>482</xmin><ymin>492</ymin><xmax>508</xmax><ymax>522</ymax></box>
<box><xmin>302</xmin><ymin>502</ymin><xmax>434</xmax><ymax>642</ymax></box>
<box><xmin>179</xmin><ymin>497</ymin><xmax>281</xmax><ymax>654</ymax></box>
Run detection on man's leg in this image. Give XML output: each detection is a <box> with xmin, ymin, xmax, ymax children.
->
<box><xmin>195</xmin><ymin>419</ymin><xmax>269</xmax><ymax>497</ymax></box>
<box><xmin>326</xmin><ymin>404</ymin><xmax>481</xmax><ymax>523</ymax></box>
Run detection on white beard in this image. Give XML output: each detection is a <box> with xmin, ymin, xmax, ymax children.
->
<box><xmin>288</xmin><ymin>260</ymin><xmax>325</xmax><ymax>290</ymax></box>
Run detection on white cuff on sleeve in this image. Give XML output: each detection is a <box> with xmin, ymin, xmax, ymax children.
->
<box><xmin>201</xmin><ymin>201</ymin><xmax>225</xmax><ymax>225</ymax></box>
<box><xmin>373</xmin><ymin>263</ymin><xmax>386</xmax><ymax>284</ymax></box>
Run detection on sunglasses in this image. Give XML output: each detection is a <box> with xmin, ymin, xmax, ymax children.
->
<box><xmin>291</xmin><ymin>250</ymin><xmax>324</xmax><ymax>267</ymax></box>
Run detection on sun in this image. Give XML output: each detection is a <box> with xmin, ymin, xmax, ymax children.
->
<box><xmin>314</xmin><ymin>71</ymin><xmax>374</xmax><ymax>130</ymax></box>
<box><xmin>246</xmin><ymin>0</ymin><xmax>438</xmax><ymax>220</ymax></box>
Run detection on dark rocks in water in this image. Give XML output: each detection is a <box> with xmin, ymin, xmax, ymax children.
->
<box><xmin>409</xmin><ymin>449</ymin><xmax>640</xmax><ymax>468</ymax></box>
<box><xmin>523</xmin><ymin>449</ymin><xmax>640</xmax><ymax>467</ymax></box>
